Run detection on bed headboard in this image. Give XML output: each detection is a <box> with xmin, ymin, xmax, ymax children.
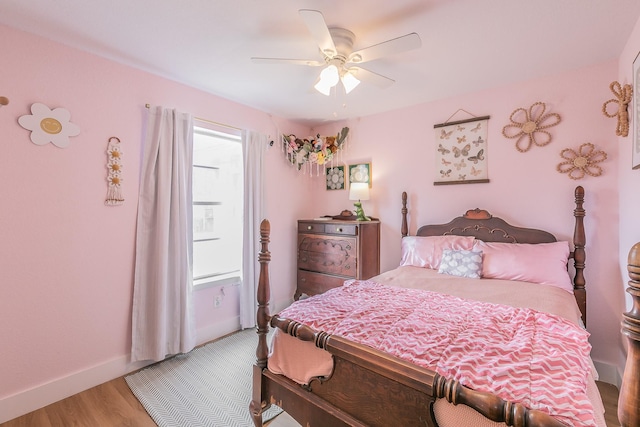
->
<box><xmin>400</xmin><ymin>186</ymin><xmax>587</xmax><ymax>324</ymax></box>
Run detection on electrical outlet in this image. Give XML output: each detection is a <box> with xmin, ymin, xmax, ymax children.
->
<box><xmin>214</xmin><ymin>296</ymin><xmax>222</xmax><ymax>308</ymax></box>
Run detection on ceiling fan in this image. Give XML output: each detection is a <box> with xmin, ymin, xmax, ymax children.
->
<box><xmin>251</xmin><ymin>9</ymin><xmax>422</xmax><ymax>95</ymax></box>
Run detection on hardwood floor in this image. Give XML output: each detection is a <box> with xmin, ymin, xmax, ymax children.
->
<box><xmin>1</xmin><ymin>378</ymin><xmax>155</xmax><ymax>427</ymax></box>
<box><xmin>0</xmin><ymin>379</ymin><xmax>622</xmax><ymax>426</ymax></box>
<box><xmin>598</xmin><ymin>381</ymin><xmax>622</xmax><ymax>427</ymax></box>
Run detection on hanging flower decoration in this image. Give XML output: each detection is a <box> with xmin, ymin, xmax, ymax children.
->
<box><xmin>105</xmin><ymin>137</ymin><xmax>124</xmax><ymax>205</ymax></box>
<box><xmin>283</xmin><ymin>127</ymin><xmax>349</xmax><ymax>175</ymax></box>
<box><xmin>502</xmin><ymin>101</ymin><xmax>561</xmax><ymax>152</ymax></box>
<box><xmin>557</xmin><ymin>142</ymin><xmax>607</xmax><ymax>180</ymax></box>
<box><xmin>602</xmin><ymin>81</ymin><xmax>632</xmax><ymax>137</ymax></box>
<box><xmin>18</xmin><ymin>102</ymin><xmax>81</xmax><ymax>148</ymax></box>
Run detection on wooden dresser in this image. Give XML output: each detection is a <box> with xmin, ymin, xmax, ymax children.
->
<box><xmin>295</xmin><ymin>219</ymin><xmax>380</xmax><ymax>300</ymax></box>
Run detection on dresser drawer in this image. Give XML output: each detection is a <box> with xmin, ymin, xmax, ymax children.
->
<box><xmin>299</xmin><ymin>221</ymin><xmax>326</xmax><ymax>234</ymax></box>
<box><xmin>297</xmin><ymin>234</ymin><xmax>357</xmax><ymax>277</ymax></box>
<box><xmin>297</xmin><ymin>270</ymin><xmax>346</xmax><ymax>297</ymax></box>
<box><xmin>325</xmin><ymin>223</ymin><xmax>357</xmax><ymax>236</ymax></box>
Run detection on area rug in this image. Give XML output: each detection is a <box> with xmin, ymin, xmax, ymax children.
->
<box><xmin>125</xmin><ymin>329</ymin><xmax>282</xmax><ymax>427</ymax></box>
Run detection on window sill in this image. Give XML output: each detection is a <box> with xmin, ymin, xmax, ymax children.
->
<box><xmin>194</xmin><ymin>273</ymin><xmax>241</xmax><ymax>290</ymax></box>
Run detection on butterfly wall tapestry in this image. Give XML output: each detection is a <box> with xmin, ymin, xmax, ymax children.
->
<box><xmin>434</xmin><ymin>115</ymin><xmax>490</xmax><ymax>185</ymax></box>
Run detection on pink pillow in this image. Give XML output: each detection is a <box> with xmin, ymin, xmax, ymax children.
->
<box><xmin>472</xmin><ymin>240</ymin><xmax>573</xmax><ymax>293</ymax></box>
<box><xmin>400</xmin><ymin>235</ymin><xmax>476</xmax><ymax>270</ymax></box>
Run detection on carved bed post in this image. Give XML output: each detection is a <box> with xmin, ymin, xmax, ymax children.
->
<box><xmin>250</xmin><ymin>219</ymin><xmax>271</xmax><ymax>426</ymax></box>
<box><xmin>618</xmin><ymin>242</ymin><xmax>640</xmax><ymax>426</ymax></box>
<box><xmin>572</xmin><ymin>185</ymin><xmax>586</xmax><ymax>324</ymax></box>
<box><xmin>401</xmin><ymin>191</ymin><xmax>408</xmax><ymax>237</ymax></box>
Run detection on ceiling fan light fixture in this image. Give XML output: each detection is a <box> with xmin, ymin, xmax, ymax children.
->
<box><xmin>320</xmin><ymin>64</ymin><xmax>340</xmax><ymax>86</ymax></box>
<box><xmin>314</xmin><ymin>64</ymin><xmax>340</xmax><ymax>95</ymax></box>
<box><xmin>341</xmin><ymin>71</ymin><xmax>360</xmax><ymax>94</ymax></box>
<box><xmin>314</xmin><ymin>79</ymin><xmax>332</xmax><ymax>96</ymax></box>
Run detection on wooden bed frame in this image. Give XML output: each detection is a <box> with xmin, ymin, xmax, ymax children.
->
<box><xmin>251</xmin><ymin>186</ymin><xmax>587</xmax><ymax>427</ymax></box>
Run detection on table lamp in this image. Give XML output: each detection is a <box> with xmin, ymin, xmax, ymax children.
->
<box><xmin>349</xmin><ymin>182</ymin><xmax>371</xmax><ymax>221</ymax></box>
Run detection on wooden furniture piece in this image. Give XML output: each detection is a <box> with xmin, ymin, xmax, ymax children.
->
<box><xmin>619</xmin><ymin>243</ymin><xmax>640</xmax><ymax>426</ymax></box>
<box><xmin>251</xmin><ymin>186</ymin><xmax>587</xmax><ymax>427</ymax></box>
<box><xmin>295</xmin><ymin>219</ymin><xmax>380</xmax><ymax>300</ymax></box>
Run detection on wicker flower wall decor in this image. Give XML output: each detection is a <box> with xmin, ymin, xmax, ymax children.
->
<box><xmin>602</xmin><ymin>81</ymin><xmax>632</xmax><ymax>137</ymax></box>
<box><xmin>502</xmin><ymin>102</ymin><xmax>561</xmax><ymax>152</ymax></box>
<box><xmin>557</xmin><ymin>143</ymin><xmax>607</xmax><ymax>180</ymax></box>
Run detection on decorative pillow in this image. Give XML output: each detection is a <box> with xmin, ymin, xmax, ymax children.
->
<box><xmin>400</xmin><ymin>235</ymin><xmax>476</xmax><ymax>270</ymax></box>
<box><xmin>438</xmin><ymin>249</ymin><xmax>483</xmax><ymax>279</ymax></box>
<box><xmin>472</xmin><ymin>240</ymin><xmax>573</xmax><ymax>293</ymax></box>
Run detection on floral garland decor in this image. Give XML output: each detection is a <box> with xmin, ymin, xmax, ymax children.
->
<box><xmin>283</xmin><ymin>127</ymin><xmax>349</xmax><ymax>174</ymax></box>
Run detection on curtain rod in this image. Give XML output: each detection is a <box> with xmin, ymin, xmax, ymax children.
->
<box><xmin>145</xmin><ymin>104</ymin><xmax>242</xmax><ymax>132</ymax></box>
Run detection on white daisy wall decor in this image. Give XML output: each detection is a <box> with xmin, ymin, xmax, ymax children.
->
<box><xmin>18</xmin><ymin>102</ymin><xmax>80</xmax><ymax>148</ymax></box>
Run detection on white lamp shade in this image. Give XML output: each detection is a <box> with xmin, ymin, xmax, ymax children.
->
<box><xmin>341</xmin><ymin>71</ymin><xmax>361</xmax><ymax>94</ymax></box>
<box><xmin>314</xmin><ymin>79</ymin><xmax>332</xmax><ymax>96</ymax></box>
<box><xmin>314</xmin><ymin>65</ymin><xmax>340</xmax><ymax>96</ymax></box>
<box><xmin>349</xmin><ymin>182</ymin><xmax>370</xmax><ymax>201</ymax></box>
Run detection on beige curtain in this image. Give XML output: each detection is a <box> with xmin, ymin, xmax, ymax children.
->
<box><xmin>131</xmin><ymin>106</ymin><xmax>196</xmax><ymax>362</ymax></box>
<box><xmin>239</xmin><ymin>130</ymin><xmax>267</xmax><ymax>329</ymax></box>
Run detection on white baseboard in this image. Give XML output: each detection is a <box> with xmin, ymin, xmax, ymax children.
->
<box><xmin>196</xmin><ymin>316</ymin><xmax>241</xmax><ymax>344</ymax></box>
<box><xmin>0</xmin><ymin>354</ymin><xmax>150</xmax><ymax>424</ymax></box>
<box><xmin>0</xmin><ymin>318</ymin><xmax>243</xmax><ymax>424</ymax></box>
<box><xmin>593</xmin><ymin>360</ymin><xmax>623</xmax><ymax>388</ymax></box>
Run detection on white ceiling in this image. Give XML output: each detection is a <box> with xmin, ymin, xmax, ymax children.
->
<box><xmin>2</xmin><ymin>0</ymin><xmax>640</xmax><ymax>127</ymax></box>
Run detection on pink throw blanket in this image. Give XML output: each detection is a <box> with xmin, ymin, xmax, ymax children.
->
<box><xmin>277</xmin><ymin>279</ymin><xmax>595</xmax><ymax>427</ymax></box>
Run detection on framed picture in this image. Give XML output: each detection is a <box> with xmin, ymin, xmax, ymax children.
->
<box><xmin>348</xmin><ymin>163</ymin><xmax>371</xmax><ymax>187</ymax></box>
<box><xmin>433</xmin><ymin>116</ymin><xmax>490</xmax><ymax>185</ymax></box>
<box><xmin>633</xmin><ymin>51</ymin><xmax>640</xmax><ymax>169</ymax></box>
<box><xmin>325</xmin><ymin>165</ymin><xmax>346</xmax><ymax>190</ymax></box>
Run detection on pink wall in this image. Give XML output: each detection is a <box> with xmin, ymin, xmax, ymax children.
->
<box><xmin>312</xmin><ymin>60</ymin><xmax>622</xmax><ymax>372</ymax></box>
<box><xmin>0</xmin><ymin>23</ymin><xmax>312</xmax><ymax>420</ymax></box>
<box><xmin>2</xmin><ymin>11</ymin><xmax>639</xmax><ymax>420</ymax></box>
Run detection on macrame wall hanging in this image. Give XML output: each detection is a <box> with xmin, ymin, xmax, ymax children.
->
<box><xmin>502</xmin><ymin>101</ymin><xmax>561</xmax><ymax>152</ymax></box>
<box><xmin>602</xmin><ymin>81</ymin><xmax>632</xmax><ymax>137</ymax></box>
<box><xmin>105</xmin><ymin>137</ymin><xmax>124</xmax><ymax>206</ymax></box>
<box><xmin>556</xmin><ymin>142</ymin><xmax>607</xmax><ymax>180</ymax></box>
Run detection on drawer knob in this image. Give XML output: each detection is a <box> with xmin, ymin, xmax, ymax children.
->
<box><xmin>307</xmin><ymin>225</ymin><xmax>312</xmax><ymax>230</ymax></box>
<box><xmin>346</xmin><ymin>245</ymin><xmax>352</xmax><ymax>250</ymax></box>
<box><xmin>301</xmin><ymin>278</ymin><xmax>306</xmax><ymax>282</ymax></box>
<box><xmin>337</xmin><ymin>227</ymin><xmax>343</xmax><ymax>232</ymax></box>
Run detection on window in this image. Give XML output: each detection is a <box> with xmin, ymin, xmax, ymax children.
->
<box><xmin>192</xmin><ymin>126</ymin><xmax>243</xmax><ymax>287</ymax></box>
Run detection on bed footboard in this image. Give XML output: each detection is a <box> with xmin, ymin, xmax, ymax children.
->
<box><xmin>619</xmin><ymin>243</ymin><xmax>640</xmax><ymax>426</ymax></box>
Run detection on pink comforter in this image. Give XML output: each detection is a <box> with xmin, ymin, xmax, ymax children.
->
<box><xmin>277</xmin><ymin>279</ymin><xmax>595</xmax><ymax>427</ymax></box>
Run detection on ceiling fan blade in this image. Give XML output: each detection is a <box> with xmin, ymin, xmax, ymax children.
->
<box><xmin>348</xmin><ymin>66</ymin><xmax>395</xmax><ymax>89</ymax></box>
<box><xmin>348</xmin><ymin>32</ymin><xmax>421</xmax><ymax>64</ymax></box>
<box><xmin>251</xmin><ymin>57</ymin><xmax>325</xmax><ymax>66</ymax></box>
<box><xmin>299</xmin><ymin>9</ymin><xmax>337</xmax><ymax>57</ymax></box>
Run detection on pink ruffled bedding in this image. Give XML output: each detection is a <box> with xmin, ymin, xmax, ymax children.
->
<box><xmin>268</xmin><ymin>266</ymin><xmax>607</xmax><ymax>427</ymax></box>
